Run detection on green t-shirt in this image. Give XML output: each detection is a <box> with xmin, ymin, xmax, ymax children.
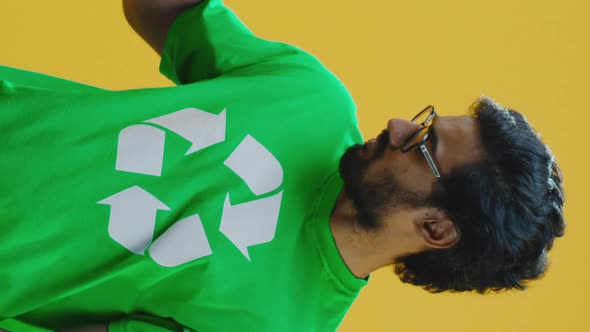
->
<box><xmin>0</xmin><ymin>0</ymin><xmax>367</xmax><ymax>331</ymax></box>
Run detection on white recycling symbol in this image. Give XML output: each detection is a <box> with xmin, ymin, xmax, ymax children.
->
<box><xmin>97</xmin><ymin>107</ymin><xmax>284</xmax><ymax>266</ymax></box>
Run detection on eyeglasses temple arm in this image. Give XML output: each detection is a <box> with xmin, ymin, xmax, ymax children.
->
<box><xmin>420</xmin><ymin>145</ymin><xmax>441</xmax><ymax>178</ymax></box>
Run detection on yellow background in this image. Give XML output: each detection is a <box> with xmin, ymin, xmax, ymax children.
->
<box><xmin>1</xmin><ymin>0</ymin><xmax>587</xmax><ymax>331</ymax></box>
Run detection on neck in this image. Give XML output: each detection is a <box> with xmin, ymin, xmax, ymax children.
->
<box><xmin>329</xmin><ymin>190</ymin><xmax>414</xmax><ymax>279</ymax></box>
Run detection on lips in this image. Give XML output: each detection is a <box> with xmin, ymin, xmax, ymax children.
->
<box><xmin>373</xmin><ymin>129</ymin><xmax>391</xmax><ymax>158</ymax></box>
<box><xmin>376</xmin><ymin>130</ymin><xmax>389</xmax><ymax>146</ymax></box>
<box><xmin>363</xmin><ymin>129</ymin><xmax>389</xmax><ymax>157</ymax></box>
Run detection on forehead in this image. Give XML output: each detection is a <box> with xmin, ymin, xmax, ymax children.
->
<box><xmin>433</xmin><ymin>115</ymin><xmax>483</xmax><ymax>176</ymax></box>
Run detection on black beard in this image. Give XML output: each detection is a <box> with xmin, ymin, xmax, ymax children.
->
<box><xmin>339</xmin><ymin>130</ymin><xmax>390</xmax><ymax>181</ymax></box>
<box><xmin>338</xmin><ymin>130</ymin><xmax>392</xmax><ymax>229</ymax></box>
<box><xmin>338</xmin><ymin>129</ymin><xmax>433</xmax><ymax>229</ymax></box>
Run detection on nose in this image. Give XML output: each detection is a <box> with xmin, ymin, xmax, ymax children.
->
<box><xmin>387</xmin><ymin>118</ymin><xmax>422</xmax><ymax>149</ymax></box>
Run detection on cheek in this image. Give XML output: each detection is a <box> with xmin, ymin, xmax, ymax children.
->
<box><xmin>367</xmin><ymin>151</ymin><xmax>433</xmax><ymax>193</ymax></box>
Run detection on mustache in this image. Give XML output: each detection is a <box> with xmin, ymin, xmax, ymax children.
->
<box><xmin>373</xmin><ymin>129</ymin><xmax>390</xmax><ymax>159</ymax></box>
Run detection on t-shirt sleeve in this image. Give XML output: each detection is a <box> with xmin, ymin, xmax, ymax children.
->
<box><xmin>159</xmin><ymin>0</ymin><xmax>315</xmax><ymax>85</ymax></box>
<box><xmin>108</xmin><ymin>315</ymin><xmax>196</xmax><ymax>332</ymax></box>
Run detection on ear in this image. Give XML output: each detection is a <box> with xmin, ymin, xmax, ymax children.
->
<box><xmin>413</xmin><ymin>213</ymin><xmax>459</xmax><ymax>249</ymax></box>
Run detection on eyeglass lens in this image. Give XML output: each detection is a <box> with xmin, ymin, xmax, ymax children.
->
<box><xmin>402</xmin><ymin>107</ymin><xmax>434</xmax><ymax>150</ymax></box>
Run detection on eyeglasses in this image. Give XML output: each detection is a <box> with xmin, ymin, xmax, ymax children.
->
<box><xmin>400</xmin><ymin>105</ymin><xmax>446</xmax><ymax>191</ymax></box>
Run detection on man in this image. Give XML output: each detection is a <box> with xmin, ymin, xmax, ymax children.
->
<box><xmin>0</xmin><ymin>0</ymin><xmax>566</xmax><ymax>331</ymax></box>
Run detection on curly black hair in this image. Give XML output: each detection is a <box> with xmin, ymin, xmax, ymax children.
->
<box><xmin>393</xmin><ymin>97</ymin><xmax>566</xmax><ymax>293</ymax></box>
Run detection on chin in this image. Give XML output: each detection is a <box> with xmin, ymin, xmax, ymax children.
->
<box><xmin>339</xmin><ymin>144</ymin><xmax>369</xmax><ymax>187</ymax></box>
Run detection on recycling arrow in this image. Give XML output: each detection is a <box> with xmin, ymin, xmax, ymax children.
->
<box><xmin>115</xmin><ymin>124</ymin><xmax>166</xmax><ymax>176</ymax></box>
<box><xmin>219</xmin><ymin>191</ymin><xmax>283</xmax><ymax>260</ymax></box>
<box><xmin>224</xmin><ymin>135</ymin><xmax>283</xmax><ymax>196</ymax></box>
<box><xmin>149</xmin><ymin>213</ymin><xmax>212</xmax><ymax>267</ymax></box>
<box><xmin>97</xmin><ymin>186</ymin><xmax>170</xmax><ymax>254</ymax></box>
<box><xmin>145</xmin><ymin>107</ymin><xmax>226</xmax><ymax>155</ymax></box>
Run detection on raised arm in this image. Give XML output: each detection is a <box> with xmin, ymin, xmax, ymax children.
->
<box><xmin>123</xmin><ymin>0</ymin><xmax>204</xmax><ymax>55</ymax></box>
